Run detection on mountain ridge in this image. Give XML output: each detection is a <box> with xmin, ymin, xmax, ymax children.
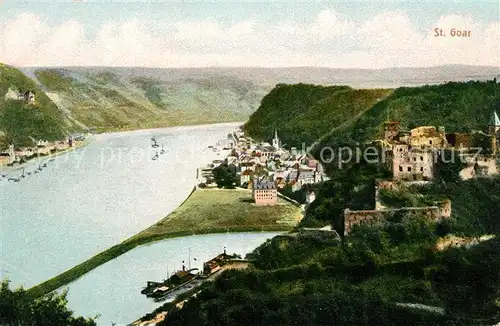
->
<box><xmin>243</xmin><ymin>80</ymin><xmax>500</xmax><ymax>161</ymax></box>
<box><xmin>2</xmin><ymin>63</ymin><xmax>499</xmax><ymax>148</ymax></box>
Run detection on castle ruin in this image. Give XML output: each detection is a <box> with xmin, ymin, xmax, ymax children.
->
<box><xmin>344</xmin><ymin>199</ymin><xmax>451</xmax><ymax>236</ymax></box>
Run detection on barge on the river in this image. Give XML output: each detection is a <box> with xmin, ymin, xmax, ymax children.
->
<box><xmin>141</xmin><ymin>251</ymin><xmax>235</xmax><ymax>300</ymax></box>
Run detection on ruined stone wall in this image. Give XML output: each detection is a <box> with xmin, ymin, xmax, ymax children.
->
<box><xmin>344</xmin><ymin>205</ymin><xmax>444</xmax><ymax>235</ymax></box>
<box><xmin>459</xmin><ymin>155</ymin><xmax>498</xmax><ymax>180</ymax></box>
<box><xmin>409</xmin><ymin>126</ymin><xmax>447</xmax><ymax>148</ymax></box>
<box><xmin>437</xmin><ymin>200</ymin><xmax>452</xmax><ymax>218</ymax></box>
<box><xmin>384</xmin><ymin>123</ymin><xmax>400</xmax><ymax>142</ymax></box>
<box><xmin>411</xmin><ymin>126</ymin><xmax>441</xmax><ymax>138</ymax></box>
<box><xmin>447</xmin><ymin>133</ymin><xmax>472</xmax><ymax>148</ymax></box>
<box><xmin>392</xmin><ymin>147</ymin><xmax>434</xmax><ymax>181</ymax></box>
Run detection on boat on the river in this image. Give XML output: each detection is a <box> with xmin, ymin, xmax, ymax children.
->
<box><xmin>151</xmin><ymin>138</ymin><xmax>159</xmax><ymax>148</ymax></box>
<box><xmin>141</xmin><ymin>268</ymin><xmax>200</xmax><ymax>300</ymax></box>
<box><xmin>200</xmin><ymin>251</ymin><xmax>233</xmax><ymax>279</ymax></box>
<box><xmin>141</xmin><ymin>249</ymin><xmax>237</xmax><ymax>300</ymax></box>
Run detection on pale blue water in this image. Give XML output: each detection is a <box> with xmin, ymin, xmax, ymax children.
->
<box><xmin>0</xmin><ymin>122</ymin><xmax>280</xmax><ymax>325</ymax></box>
<box><xmin>65</xmin><ymin>232</ymin><xmax>280</xmax><ymax>326</ymax></box>
<box><xmin>0</xmin><ymin>123</ymin><xmax>240</xmax><ymax>287</ymax></box>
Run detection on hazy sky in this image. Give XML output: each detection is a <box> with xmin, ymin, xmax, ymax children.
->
<box><xmin>0</xmin><ymin>0</ymin><xmax>499</xmax><ymax>68</ymax></box>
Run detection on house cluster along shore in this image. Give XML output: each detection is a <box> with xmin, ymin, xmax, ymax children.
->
<box><xmin>196</xmin><ymin>110</ymin><xmax>500</xmax><ymax>237</ymax></box>
<box><xmin>196</xmin><ymin>127</ymin><xmax>329</xmax><ymax>206</ymax></box>
<box><xmin>0</xmin><ymin>133</ymin><xmax>90</xmax><ymax>167</ymax></box>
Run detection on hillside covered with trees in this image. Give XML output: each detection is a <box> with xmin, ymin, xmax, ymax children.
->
<box><xmin>160</xmin><ymin>219</ymin><xmax>500</xmax><ymax>325</ymax></box>
<box><xmin>158</xmin><ymin>170</ymin><xmax>500</xmax><ymax>325</ymax></box>
<box><xmin>0</xmin><ymin>64</ymin><xmax>76</xmax><ymax>148</ymax></box>
<box><xmin>243</xmin><ymin>83</ymin><xmax>392</xmax><ymax>147</ymax></box>
<box><xmin>243</xmin><ymin>80</ymin><xmax>500</xmax><ymax>151</ymax></box>
<box><xmin>158</xmin><ymin>80</ymin><xmax>500</xmax><ymax>325</ymax></box>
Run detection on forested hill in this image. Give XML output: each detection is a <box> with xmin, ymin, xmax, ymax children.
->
<box><xmin>243</xmin><ymin>84</ymin><xmax>392</xmax><ymax>147</ymax></box>
<box><xmin>243</xmin><ymin>80</ymin><xmax>500</xmax><ymax>150</ymax></box>
<box><xmin>0</xmin><ymin>64</ymin><xmax>75</xmax><ymax>148</ymax></box>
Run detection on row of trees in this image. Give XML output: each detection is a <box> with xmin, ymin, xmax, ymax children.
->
<box><xmin>0</xmin><ymin>281</ymin><xmax>96</xmax><ymax>326</ymax></box>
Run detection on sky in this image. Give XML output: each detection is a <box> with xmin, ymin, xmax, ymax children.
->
<box><xmin>0</xmin><ymin>0</ymin><xmax>499</xmax><ymax>68</ymax></box>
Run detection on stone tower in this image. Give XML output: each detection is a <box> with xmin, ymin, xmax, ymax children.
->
<box><xmin>384</xmin><ymin>121</ymin><xmax>399</xmax><ymax>142</ymax></box>
<box><xmin>272</xmin><ymin>128</ymin><xmax>280</xmax><ymax>149</ymax></box>
<box><xmin>489</xmin><ymin>111</ymin><xmax>500</xmax><ymax>155</ymax></box>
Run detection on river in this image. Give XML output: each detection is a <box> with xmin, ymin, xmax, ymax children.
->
<box><xmin>0</xmin><ymin>122</ymin><xmax>283</xmax><ymax>324</ymax></box>
<box><xmin>0</xmin><ymin>122</ymin><xmax>241</xmax><ymax>287</ymax></box>
<box><xmin>65</xmin><ymin>232</ymin><xmax>280</xmax><ymax>325</ymax></box>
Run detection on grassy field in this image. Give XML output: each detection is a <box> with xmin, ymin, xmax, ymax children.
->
<box><xmin>27</xmin><ymin>188</ymin><xmax>301</xmax><ymax>298</ymax></box>
<box><xmin>133</xmin><ymin>188</ymin><xmax>302</xmax><ymax>241</ymax></box>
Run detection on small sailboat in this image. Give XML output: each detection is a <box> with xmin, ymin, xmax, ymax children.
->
<box><xmin>152</xmin><ymin>151</ymin><xmax>159</xmax><ymax>160</ymax></box>
<box><xmin>160</xmin><ymin>145</ymin><xmax>165</xmax><ymax>154</ymax></box>
<box><xmin>42</xmin><ymin>162</ymin><xmax>47</xmax><ymax>168</ymax></box>
<box><xmin>20</xmin><ymin>169</ymin><xmax>26</xmax><ymax>178</ymax></box>
<box><xmin>151</xmin><ymin>137</ymin><xmax>159</xmax><ymax>148</ymax></box>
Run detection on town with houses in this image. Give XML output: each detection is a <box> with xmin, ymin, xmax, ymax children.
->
<box><xmin>0</xmin><ymin>135</ymin><xmax>87</xmax><ymax>166</ymax></box>
<box><xmin>197</xmin><ymin>110</ymin><xmax>500</xmax><ymax>237</ymax></box>
<box><xmin>5</xmin><ymin>85</ymin><xmax>500</xmax><ymax>239</ymax></box>
<box><xmin>197</xmin><ymin>128</ymin><xmax>328</xmax><ymax>208</ymax></box>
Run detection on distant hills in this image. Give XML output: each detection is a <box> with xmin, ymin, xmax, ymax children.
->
<box><xmin>0</xmin><ymin>63</ymin><xmax>498</xmax><ymax>149</ymax></box>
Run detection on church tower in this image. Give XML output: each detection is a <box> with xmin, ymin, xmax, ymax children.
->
<box><xmin>489</xmin><ymin>111</ymin><xmax>500</xmax><ymax>135</ymax></box>
<box><xmin>272</xmin><ymin>128</ymin><xmax>280</xmax><ymax>149</ymax></box>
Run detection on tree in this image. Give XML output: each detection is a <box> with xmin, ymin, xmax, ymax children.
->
<box><xmin>434</xmin><ymin>149</ymin><xmax>467</xmax><ymax>183</ymax></box>
<box><xmin>212</xmin><ymin>164</ymin><xmax>237</xmax><ymax>189</ymax></box>
<box><xmin>0</xmin><ymin>281</ymin><xmax>96</xmax><ymax>326</ymax></box>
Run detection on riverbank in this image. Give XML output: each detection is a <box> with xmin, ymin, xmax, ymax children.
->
<box><xmin>27</xmin><ymin>188</ymin><xmax>301</xmax><ymax>299</ymax></box>
<box><xmin>132</xmin><ymin>260</ymin><xmax>252</xmax><ymax>326</ymax></box>
<box><xmin>89</xmin><ymin>121</ymin><xmax>243</xmax><ymax>136</ymax></box>
<box><xmin>0</xmin><ymin>134</ymin><xmax>94</xmax><ymax>171</ymax></box>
